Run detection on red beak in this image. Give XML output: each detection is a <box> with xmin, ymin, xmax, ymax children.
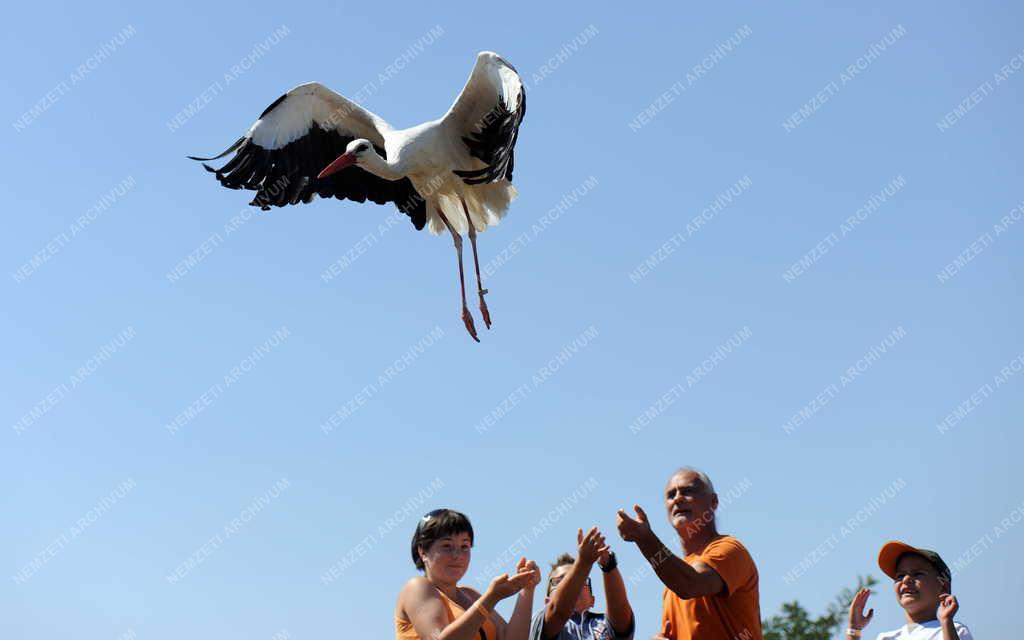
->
<box><xmin>318</xmin><ymin>153</ymin><xmax>356</xmax><ymax>179</ymax></box>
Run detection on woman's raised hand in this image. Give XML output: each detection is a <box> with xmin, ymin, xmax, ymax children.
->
<box><xmin>515</xmin><ymin>557</ymin><xmax>541</xmax><ymax>591</ymax></box>
<box><xmin>486</xmin><ymin>558</ymin><xmax>541</xmax><ymax>601</ymax></box>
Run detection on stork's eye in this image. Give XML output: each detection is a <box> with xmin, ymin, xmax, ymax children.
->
<box><xmin>356</xmin><ymin>143</ymin><xmax>369</xmax><ymax>153</ymax></box>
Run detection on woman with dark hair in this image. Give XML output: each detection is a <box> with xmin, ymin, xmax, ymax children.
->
<box><xmin>395</xmin><ymin>508</ymin><xmax>541</xmax><ymax>640</ymax></box>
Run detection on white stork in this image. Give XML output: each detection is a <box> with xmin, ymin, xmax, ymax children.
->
<box><xmin>190</xmin><ymin>51</ymin><xmax>525</xmax><ymax>342</ymax></box>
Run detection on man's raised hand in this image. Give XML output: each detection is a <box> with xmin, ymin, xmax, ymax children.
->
<box><xmin>616</xmin><ymin>505</ymin><xmax>653</xmax><ymax>542</ymax></box>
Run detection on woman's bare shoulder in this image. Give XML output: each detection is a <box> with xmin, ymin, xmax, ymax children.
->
<box><xmin>397</xmin><ymin>577</ymin><xmax>446</xmax><ymax>625</ymax></box>
<box><xmin>399</xmin><ymin>576</ymin><xmax>438</xmax><ymax>601</ymax></box>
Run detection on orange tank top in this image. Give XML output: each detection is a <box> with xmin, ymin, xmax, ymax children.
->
<box><xmin>396</xmin><ymin>586</ymin><xmax>498</xmax><ymax>640</ymax></box>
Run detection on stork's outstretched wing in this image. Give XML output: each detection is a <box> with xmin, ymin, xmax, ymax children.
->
<box><xmin>442</xmin><ymin>52</ymin><xmax>526</xmax><ymax>185</ymax></box>
<box><xmin>190</xmin><ymin>82</ymin><xmax>426</xmax><ymax>229</ymax></box>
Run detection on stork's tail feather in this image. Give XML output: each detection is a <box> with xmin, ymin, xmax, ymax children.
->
<box><xmin>187</xmin><ymin>136</ymin><xmax>246</xmax><ymax>162</ymax></box>
<box><xmin>427</xmin><ymin>183</ymin><xmax>518</xmax><ymax>236</ymax></box>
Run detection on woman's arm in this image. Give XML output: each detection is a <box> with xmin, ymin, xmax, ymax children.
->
<box><xmin>400</xmin><ymin>578</ymin><xmax>500</xmax><ymax>640</ymax></box>
<box><xmin>504</xmin><ymin>585</ymin><xmax>537</xmax><ymax>640</ymax></box>
<box><xmin>476</xmin><ymin>559</ymin><xmax>540</xmax><ymax>640</ymax></box>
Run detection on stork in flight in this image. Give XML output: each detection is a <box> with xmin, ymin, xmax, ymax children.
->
<box><xmin>190</xmin><ymin>51</ymin><xmax>525</xmax><ymax>342</ymax></box>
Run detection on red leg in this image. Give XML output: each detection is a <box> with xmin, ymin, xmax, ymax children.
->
<box><xmin>437</xmin><ymin>208</ymin><xmax>479</xmax><ymax>342</ymax></box>
<box><xmin>461</xmin><ymin>197</ymin><xmax>491</xmax><ymax>329</ymax></box>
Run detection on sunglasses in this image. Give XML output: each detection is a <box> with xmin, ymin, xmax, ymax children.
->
<box><xmin>547</xmin><ymin>575</ymin><xmax>592</xmax><ymax>595</ymax></box>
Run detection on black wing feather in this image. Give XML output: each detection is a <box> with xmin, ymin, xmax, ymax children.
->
<box><xmin>191</xmin><ymin>95</ymin><xmax>426</xmax><ymax>230</ymax></box>
<box><xmin>452</xmin><ymin>89</ymin><xmax>525</xmax><ymax>185</ymax></box>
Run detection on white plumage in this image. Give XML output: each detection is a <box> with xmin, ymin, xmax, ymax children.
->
<box><xmin>191</xmin><ymin>52</ymin><xmax>526</xmax><ymax>342</ymax></box>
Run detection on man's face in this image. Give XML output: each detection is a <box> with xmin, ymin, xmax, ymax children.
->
<box><xmin>546</xmin><ymin>564</ymin><xmax>595</xmax><ymax>613</ymax></box>
<box><xmin>893</xmin><ymin>554</ymin><xmax>946</xmax><ymax>616</ymax></box>
<box><xmin>664</xmin><ymin>471</ymin><xmax>718</xmax><ymax>538</ymax></box>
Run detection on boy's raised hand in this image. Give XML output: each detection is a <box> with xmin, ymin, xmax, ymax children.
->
<box><xmin>577</xmin><ymin>527</ymin><xmax>607</xmax><ymax>565</ymax></box>
<box><xmin>847</xmin><ymin>588</ymin><xmax>874</xmax><ymax>631</ymax></box>
<box><xmin>938</xmin><ymin>593</ymin><xmax>959</xmax><ymax>622</ymax></box>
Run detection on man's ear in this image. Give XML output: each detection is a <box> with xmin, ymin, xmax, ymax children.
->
<box><xmin>711</xmin><ymin>492</ymin><xmax>719</xmax><ymax>511</ymax></box>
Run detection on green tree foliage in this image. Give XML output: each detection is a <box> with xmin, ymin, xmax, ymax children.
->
<box><xmin>763</xmin><ymin>575</ymin><xmax>878</xmax><ymax>640</ymax></box>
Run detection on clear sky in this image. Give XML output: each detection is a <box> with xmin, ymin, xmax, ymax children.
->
<box><xmin>3</xmin><ymin>1</ymin><xmax>1022</xmax><ymax>639</ymax></box>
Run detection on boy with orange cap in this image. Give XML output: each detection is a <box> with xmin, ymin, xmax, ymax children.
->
<box><xmin>846</xmin><ymin>540</ymin><xmax>973</xmax><ymax>639</ymax></box>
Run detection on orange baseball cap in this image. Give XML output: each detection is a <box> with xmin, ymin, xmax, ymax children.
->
<box><xmin>878</xmin><ymin>540</ymin><xmax>951</xmax><ymax>585</ymax></box>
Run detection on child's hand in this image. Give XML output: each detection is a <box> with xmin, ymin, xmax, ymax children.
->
<box><xmin>577</xmin><ymin>527</ymin><xmax>606</xmax><ymax>565</ymax></box>
<box><xmin>938</xmin><ymin>593</ymin><xmax>959</xmax><ymax>622</ymax></box>
<box><xmin>847</xmin><ymin>588</ymin><xmax>874</xmax><ymax>631</ymax></box>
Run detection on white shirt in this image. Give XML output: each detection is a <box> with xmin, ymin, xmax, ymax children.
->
<box><xmin>874</xmin><ymin>619</ymin><xmax>974</xmax><ymax>640</ymax></box>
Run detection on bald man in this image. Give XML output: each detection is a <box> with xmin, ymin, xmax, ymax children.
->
<box><xmin>617</xmin><ymin>468</ymin><xmax>762</xmax><ymax>640</ymax></box>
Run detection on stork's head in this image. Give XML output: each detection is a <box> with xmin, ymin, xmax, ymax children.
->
<box><xmin>317</xmin><ymin>139</ymin><xmax>373</xmax><ymax>179</ymax></box>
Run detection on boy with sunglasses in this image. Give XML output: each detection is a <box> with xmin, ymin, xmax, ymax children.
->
<box><xmin>846</xmin><ymin>541</ymin><xmax>973</xmax><ymax>639</ymax></box>
<box><xmin>529</xmin><ymin>527</ymin><xmax>635</xmax><ymax>640</ymax></box>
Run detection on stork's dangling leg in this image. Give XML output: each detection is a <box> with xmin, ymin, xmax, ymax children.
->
<box><xmin>437</xmin><ymin>208</ymin><xmax>479</xmax><ymax>342</ymax></box>
<box><xmin>461</xmin><ymin>197</ymin><xmax>491</xmax><ymax>330</ymax></box>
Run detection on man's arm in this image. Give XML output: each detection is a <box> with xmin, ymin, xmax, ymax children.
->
<box><xmin>634</xmin><ymin>531</ymin><xmax>724</xmax><ymax>599</ymax></box>
<box><xmin>616</xmin><ymin>506</ymin><xmax>724</xmax><ymax>600</ymax></box>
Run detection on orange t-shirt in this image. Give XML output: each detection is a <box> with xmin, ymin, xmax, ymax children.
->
<box><xmin>660</xmin><ymin>535</ymin><xmax>763</xmax><ymax>640</ymax></box>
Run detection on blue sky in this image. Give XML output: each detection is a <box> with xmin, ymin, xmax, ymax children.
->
<box><xmin>3</xmin><ymin>1</ymin><xmax>1022</xmax><ymax>639</ymax></box>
